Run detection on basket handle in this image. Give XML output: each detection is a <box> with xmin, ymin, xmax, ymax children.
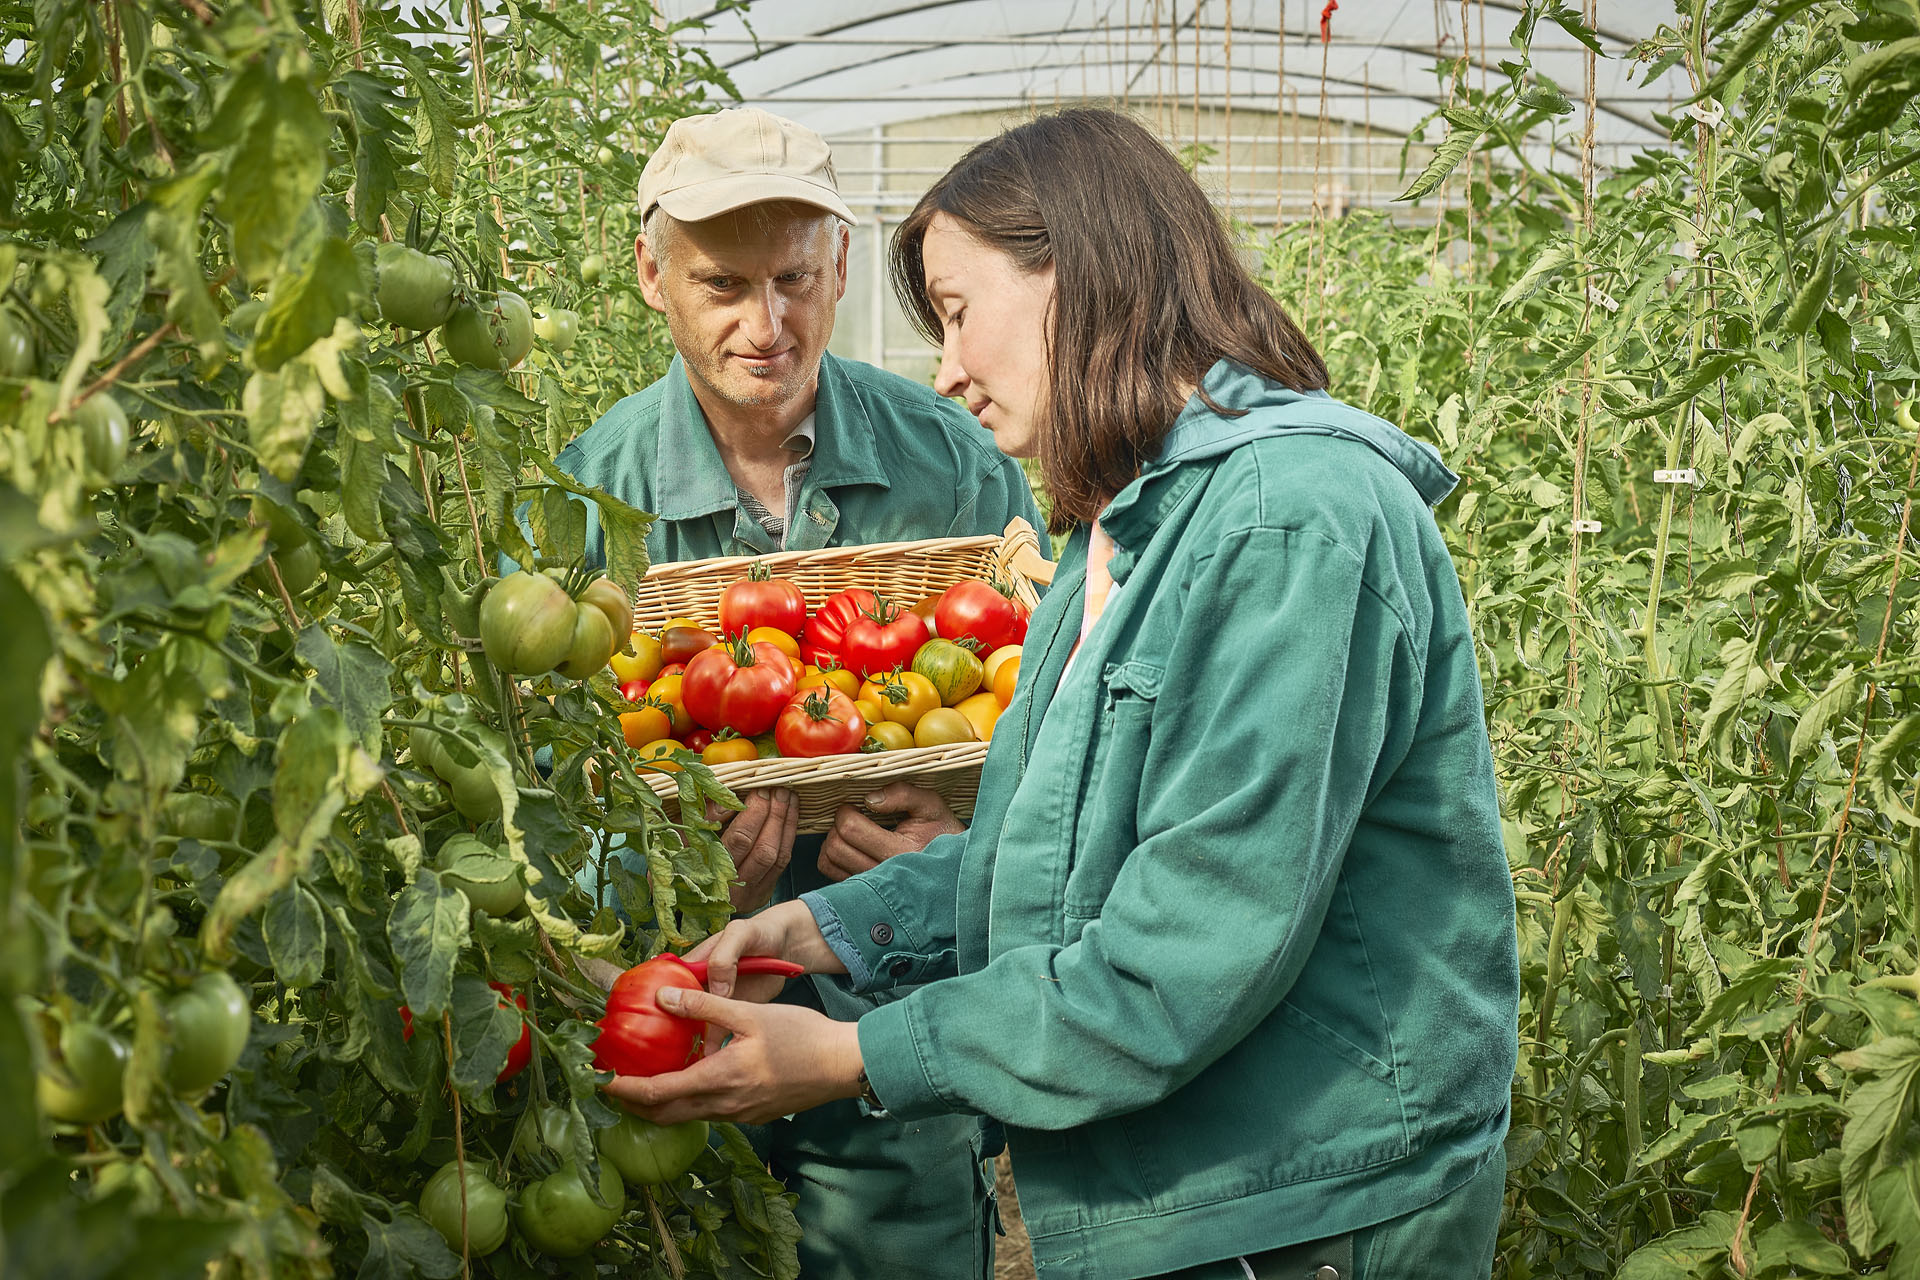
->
<box><xmin>1000</xmin><ymin>517</ymin><xmax>1056</xmax><ymax>588</ymax></box>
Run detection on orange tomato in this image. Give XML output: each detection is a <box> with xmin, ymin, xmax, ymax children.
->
<box><xmin>954</xmin><ymin>691</ymin><xmax>1002</xmax><ymax>742</ymax></box>
<box><xmin>647</xmin><ymin>673</ymin><xmax>697</xmax><ymax>738</ymax></box>
<box><xmin>618</xmin><ymin>701</ymin><xmax>674</xmax><ymax>749</ymax></box>
<box><xmin>980</xmin><ymin>645</ymin><xmax>1021</xmax><ymax>690</ymax></box>
<box><xmin>609</xmin><ymin>631</ymin><xmax>664</xmax><ymax>685</ymax></box>
<box><xmin>635</xmin><ymin>738</ymin><xmax>685</xmax><ymax>772</ymax></box>
<box><xmin>991</xmin><ymin>655</ymin><xmax>1021</xmax><ymax>708</ymax></box>
<box><xmin>702</xmin><ymin>736</ymin><xmax>759</xmax><ymax>766</ymax></box>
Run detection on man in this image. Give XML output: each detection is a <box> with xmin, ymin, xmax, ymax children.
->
<box><xmin>553</xmin><ymin>107</ymin><xmax>1045</xmax><ymax>1280</ymax></box>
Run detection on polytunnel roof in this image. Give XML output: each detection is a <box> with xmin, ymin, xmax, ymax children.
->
<box><xmin>661</xmin><ymin>1</ymin><xmax>1692</xmax><ymax>166</ymax></box>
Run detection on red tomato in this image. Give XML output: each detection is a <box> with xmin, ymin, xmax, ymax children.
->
<box><xmin>683</xmin><ymin>728</ymin><xmax>714</xmax><ymax>753</ymax></box>
<box><xmin>774</xmin><ymin>687</ymin><xmax>867</xmax><ymax>758</ymax></box>
<box><xmin>797</xmin><ymin>588</ymin><xmax>879</xmax><ymax>667</ymax></box>
<box><xmin>592</xmin><ymin>956</ymin><xmax>704</xmax><ymax>1078</ymax></box>
<box><xmin>934</xmin><ymin>580</ymin><xmax>1026</xmax><ymax>655</ymax></box>
<box><xmin>681</xmin><ymin>638</ymin><xmax>798</xmax><ymax>736</ymax></box>
<box><xmin>618</xmin><ymin>678</ymin><xmax>650</xmax><ymax>703</ymax></box>
<box><xmin>841</xmin><ymin>599</ymin><xmax>930</xmax><ymax>680</ymax></box>
<box><xmin>491</xmin><ymin>982</ymin><xmax>532</xmax><ymax>1082</ymax></box>
<box><xmin>660</xmin><ymin>626</ymin><xmax>716</xmax><ymax>666</ymax></box>
<box><xmin>717</xmin><ymin>563</ymin><xmax>806</xmax><ymax>639</ymax></box>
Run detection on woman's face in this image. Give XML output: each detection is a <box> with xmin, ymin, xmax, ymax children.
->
<box><xmin>921</xmin><ymin>212</ymin><xmax>1055</xmax><ymax>459</ymax></box>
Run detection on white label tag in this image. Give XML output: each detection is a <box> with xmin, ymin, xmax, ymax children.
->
<box><xmin>1687</xmin><ymin>101</ymin><xmax>1724</xmax><ymax>130</ymax></box>
<box><xmin>1572</xmin><ymin>519</ymin><xmax>1603</xmax><ymax>534</ymax></box>
<box><xmin>1653</xmin><ymin>469</ymin><xmax>1698</xmax><ymax>485</ymax></box>
<box><xmin>1587</xmin><ymin>284</ymin><xmax>1620</xmax><ymax>313</ymax></box>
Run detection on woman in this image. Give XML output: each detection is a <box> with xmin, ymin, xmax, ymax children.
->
<box><xmin>611</xmin><ymin>108</ymin><xmax>1520</xmax><ymax>1280</ymax></box>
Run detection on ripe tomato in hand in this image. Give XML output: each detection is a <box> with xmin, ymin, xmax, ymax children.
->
<box><xmin>592</xmin><ymin>955</ymin><xmax>705</xmax><ymax>1077</ymax></box>
<box><xmin>840</xmin><ymin>599</ymin><xmax>929</xmax><ymax>680</ymax></box>
<box><xmin>935</xmin><ymin>579</ymin><xmax>1027</xmax><ymax>655</ymax></box>
<box><xmin>717</xmin><ymin>562</ymin><xmax>806</xmax><ymax>639</ymax></box>
<box><xmin>682</xmin><ymin>639</ymin><xmax>798</xmax><ymax>736</ymax></box>
<box><xmin>774</xmin><ymin>687</ymin><xmax>866</xmax><ymax>757</ymax></box>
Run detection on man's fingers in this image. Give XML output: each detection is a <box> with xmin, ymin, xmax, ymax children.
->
<box><xmin>818</xmin><ymin>818</ymin><xmax>887</xmax><ymax>882</ymax></box>
<box><xmin>862</xmin><ymin>781</ymin><xmax>953</xmax><ymax>821</ymax></box>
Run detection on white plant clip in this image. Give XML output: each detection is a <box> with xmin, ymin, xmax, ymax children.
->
<box><xmin>1686</xmin><ymin>100</ymin><xmax>1724</xmax><ymax>130</ymax></box>
<box><xmin>1572</xmin><ymin>519</ymin><xmax>1603</xmax><ymax>534</ymax></box>
<box><xmin>1653</xmin><ymin>469</ymin><xmax>1698</xmax><ymax>485</ymax></box>
<box><xmin>1587</xmin><ymin>284</ymin><xmax>1620</xmax><ymax>313</ymax></box>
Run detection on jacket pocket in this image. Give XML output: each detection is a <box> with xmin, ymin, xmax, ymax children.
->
<box><xmin>1063</xmin><ymin>661</ymin><xmax>1164</xmax><ymax>920</ymax></box>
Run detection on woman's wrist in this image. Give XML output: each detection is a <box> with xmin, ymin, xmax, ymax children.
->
<box><xmin>776</xmin><ymin>899</ymin><xmax>849</xmax><ymax>975</ymax></box>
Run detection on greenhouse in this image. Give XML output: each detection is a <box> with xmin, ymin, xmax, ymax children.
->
<box><xmin>1</xmin><ymin>1</ymin><xmax>1917</xmax><ymax>1278</ymax></box>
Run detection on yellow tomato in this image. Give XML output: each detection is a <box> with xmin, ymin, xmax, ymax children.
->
<box><xmin>702</xmin><ymin>736</ymin><xmax>759</xmax><ymax>766</ymax></box>
<box><xmin>954</xmin><ymin>691</ymin><xmax>1002</xmax><ymax>742</ymax></box>
<box><xmin>799</xmin><ymin>666</ymin><xmax>860</xmax><ymax>698</ymax></box>
<box><xmin>608</xmin><ymin>631</ymin><xmax>664</xmax><ymax>685</ymax></box>
<box><xmin>635</xmin><ymin>738</ymin><xmax>685</xmax><ymax>772</ymax></box>
<box><xmin>854</xmin><ymin>695</ymin><xmax>885</xmax><ymax>726</ymax></box>
<box><xmin>913</xmin><ymin>707</ymin><xmax>977</xmax><ymax>747</ymax></box>
<box><xmin>864</xmin><ymin>721</ymin><xmax>914</xmax><ymax>752</ymax></box>
<box><xmin>746</xmin><ymin>626</ymin><xmax>800</xmax><ymax>660</ymax></box>
<box><xmin>876</xmin><ymin>671</ymin><xmax>942</xmax><ymax>730</ymax></box>
<box><xmin>662</xmin><ymin>615</ymin><xmax>705</xmax><ymax>633</ymax></box>
<box><xmin>991</xmin><ymin>655</ymin><xmax>1022</xmax><ymax>709</ymax></box>
<box><xmin>980</xmin><ymin>645</ymin><xmax>1021</xmax><ymax>690</ymax></box>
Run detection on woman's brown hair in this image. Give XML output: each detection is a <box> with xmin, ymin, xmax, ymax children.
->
<box><xmin>890</xmin><ymin>107</ymin><xmax>1329</xmax><ymax>531</ymax></box>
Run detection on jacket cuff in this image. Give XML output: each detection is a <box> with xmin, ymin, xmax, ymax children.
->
<box><xmin>802</xmin><ymin>876</ymin><xmax>953</xmax><ymax>994</ymax></box>
<box><xmin>855</xmin><ymin>996</ymin><xmax>952</xmax><ymax>1119</ymax></box>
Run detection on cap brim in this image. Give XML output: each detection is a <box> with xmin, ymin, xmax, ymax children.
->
<box><xmin>654</xmin><ymin>172</ymin><xmax>859</xmax><ymax>227</ymax></box>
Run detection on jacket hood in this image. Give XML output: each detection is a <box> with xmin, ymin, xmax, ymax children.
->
<box><xmin>1097</xmin><ymin>359</ymin><xmax>1459</xmax><ymax>561</ymax></box>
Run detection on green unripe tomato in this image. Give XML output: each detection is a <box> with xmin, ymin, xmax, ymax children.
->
<box><xmin>37</xmin><ymin>1017</ymin><xmax>128</xmax><ymax>1125</ymax></box>
<box><xmin>375</xmin><ymin>242</ymin><xmax>459</xmax><ymax>331</ymax></box>
<box><xmin>532</xmin><ymin>306</ymin><xmax>581</xmax><ymax>353</ymax></box>
<box><xmin>418</xmin><ymin>1162</ymin><xmax>510</xmax><ymax>1255</ymax></box>
<box><xmin>273</xmin><ymin>542</ymin><xmax>322</xmax><ymax>595</ymax></box>
<box><xmin>436</xmin><ymin>833</ymin><xmax>524</xmax><ymax>917</ymax></box>
<box><xmin>161</xmin><ymin>791</ymin><xmax>239</xmax><ymax>843</ymax></box>
<box><xmin>598</xmin><ymin>1114</ymin><xmax>709</xmax><ymax>1186</ymax></box>
<box><xmin>514</xmin><ymin>1159</ymin><xmax>624</xmax><ymax>1258</ymax></box>
<box><xmin>1899</xmin><ymin>402</ymin><xmax>1917</xmax><ymax>434</ymax></box>
<box><xmin>73</xmin><ymin>393</ymin><xmax>130</xmax><ymax>478</ymax></box>
<box><xmin>450</xmin><ymin>765</ymin><xmax>502</xmax><ymax>823</ymax></box>
<box><xmin>440</xmin><ymin>290</ymin><xmax>534</xmax><ymax>370</ymax></box>
<box><xmin>552</xmin><ymin>602</ymin><xmax>617</xmax><ymax>680</ymax></box>
<box><xmin>579</xmin><ymin>253</ymin><xmax>606</xmax><ymax>286</ymax></box>
<box><xmin>595</xmin><ymin>145</ymin><xmax>615</xmax><ymax>167</ymax></box>
<box><xmin>0</xmin><ymin>307</ymin><xmax>36</xmax><ymax>378</ymax></box>
<box><xmin>577</xmin><ymin>576</ymin><xmax>634</xmax><ymax>643</ymax></box>
<box><xmin>165</xmin><ymin>971</ymin><xmax>251</xmax><ymax>1096</ymax></box>
<box><xmin>479</xmin><ymin>571</ymin><xmax>578</xmax><ymax>674</ymax></box>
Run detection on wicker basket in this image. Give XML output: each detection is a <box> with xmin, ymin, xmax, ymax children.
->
<box><xmin>630</xmin><ymin>517</ymin><xmax>1054</xmax><ymax>832</ymax></box>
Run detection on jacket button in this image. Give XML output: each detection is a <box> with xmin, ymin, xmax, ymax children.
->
<box><xmin>889</xmin><ymin>959</ymin><xmax>911</xmax><ymax>977</ymax></box>
<box><xmin>1314</xmin><ymin>1268</ymin><xmax>1340</xmax><ymax>1280</ymax></box>
<box><xmin>870</xmin><ymin>923</ymin><xmax>894</xmax><ymax>945</ymax></box>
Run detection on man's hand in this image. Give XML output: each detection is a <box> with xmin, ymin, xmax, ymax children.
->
<box><xmin>717</xmin><ymin>789</ymin><xmax>799</xmax><ymax>912</ymax></box>
<box><xmin>817</xmin><ymin>783</ymin><xmax>964</xmax><ymax>882</ymax></box>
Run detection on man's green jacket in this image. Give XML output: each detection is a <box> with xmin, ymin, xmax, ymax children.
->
<box><xmin>553</xmin><ymin>351</ymin><xmax>1043</xmax><ymax>566</ymax></box>
<box><xmin>805</xmin><ymin>360</ymin><xmax>1520</xmax><ymax>1279</ymax></box>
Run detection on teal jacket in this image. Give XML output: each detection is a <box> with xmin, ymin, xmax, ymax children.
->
<box><xmin>553</xmin><ymin>351</ymin><xmax>1044</xmax><ymax>566</ymax></box>
<box><xmin>804</xmin><ymin>361</ymin><xmax>1520</xmax><ymax>1278</ymax></box>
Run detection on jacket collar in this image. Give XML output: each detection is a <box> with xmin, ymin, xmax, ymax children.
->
<box><xmin>650</xmin><ymin>352</ymin><xmax>889</xmax><ymax>522</ymax></box>
<box><xmin>1095</xmin><ymin>358</ymin><xmax>1458</xmax><ymax>577</ymax></box>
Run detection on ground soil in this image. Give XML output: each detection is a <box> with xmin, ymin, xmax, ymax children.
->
<box><xmin>993</xmin><ymin>1153</ymin><xmax>1038</xmax><ymax>1280</ymax></box>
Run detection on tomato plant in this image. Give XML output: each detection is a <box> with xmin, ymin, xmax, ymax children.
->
<box><xmin>775</xmin><ymin>687</ymin><xmax>867</xmax><ymax>757</ymax></box>
<box><xmin>418</xmin><ymin>1161</ymin><xmax>510</xmax><ymax>1255</ymax></box>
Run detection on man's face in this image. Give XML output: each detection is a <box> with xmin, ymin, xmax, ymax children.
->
<box><xmin>637</xmin><ymin>202</ymin><xmax>848</xmax><ymax>418</ymax></box>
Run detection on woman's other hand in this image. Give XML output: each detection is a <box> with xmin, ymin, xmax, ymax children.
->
<box><xmin>685</xmin><ymin>899</ymin><xmax>845</xmax><ymax>1002</ymax></box>
<box><xmin>604</xmin><ymin>989</ymin><xmax>864</xmax><ymax>1126</ymax></box>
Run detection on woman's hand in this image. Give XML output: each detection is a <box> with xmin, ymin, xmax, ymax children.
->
<box><xmin>604</xmin><ymin>988</ymin><xmax>864</xmax><ymax>1126</ymax></box>
<box><xmin>686</xmin><ymin>899</ymin><xmax>845</xmax><ymax>1001</ymax></box>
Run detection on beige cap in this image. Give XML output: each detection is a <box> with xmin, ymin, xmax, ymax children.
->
<box><xmin>638</xmin><ymin>108</ymin><xmax>858</xmax><ymax>226</ymax></box>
